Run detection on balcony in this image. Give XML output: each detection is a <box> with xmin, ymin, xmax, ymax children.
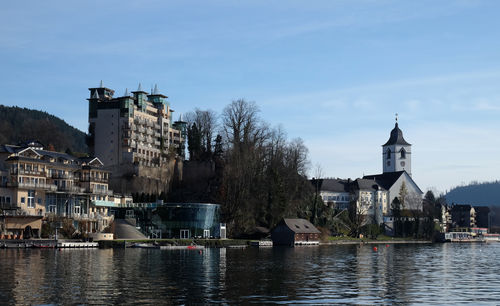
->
<box><xmin>57</xmin><ymin>185</ymin><xmax>86</xmax><ymax>193</ymax></box>
<box><xmin>79</xmin><ymin>177</ymin><xmax>108</xmax><ymax>183</ymax></box>
<box><xmin>13</xmin><ymin>182</ymin><xmax>58</xmax><ymax>191</ymax></box>
<box><xmin>134</xmin><ymin>118</ymin><xmax>145</xmax><ymax>125</ymax></box>
<box><xmin>0</xmin><ymin>203</ymin><xmax>20</xmax><ymax>210</ymax></box>
<box><xmin>10</xmin><ymin>169</ymin><xmax>47</xmax><ymax>176</ymax></box>
<box><xmin>138</xmin><ymin>127</ymin><xmax>146</xmax><ymax>133</ymax></box>
<box><xmin>51</xmin><ymin>173</ymin><xmax>74</xmax><ymax>179</ymax></box>
<box><xmin>89</xmin><ymin>188</ymin><xmax>113</xmax><ymax>196</ymax></box>
<box><xmin>91</xmin><ymin>200</ymin><xmax>119</xmax><ymax>208</ymax></box>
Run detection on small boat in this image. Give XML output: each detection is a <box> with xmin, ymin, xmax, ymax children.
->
<box><xmin>32</xmin><ymin>243</ymin><xmax>56</xmax><ymax>248</ymax></box>
<box><xmin>130</xmin><ymin>243</ymin><xmax>159</xmax><ymax>249</ymax></box>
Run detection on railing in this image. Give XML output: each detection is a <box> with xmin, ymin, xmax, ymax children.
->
<box><xmin>0</xmin><ymin>203</ymin><xmax>20</xmax><ymax>210</ymax></box>
<box><xmin>89</xmin><ymin>188</ymin><xmax>113</xmax><ymax>196</ymax></box>
<box><xmin>79</xmin><ymin>177</ymin><xmax>108</xmax><ymax>183</ymax></box>
<box><xmin>57</xmin><ymin>185</ymin><xmax>86</xmax><ymax>193</ymax></box>
<box><xmin>13</xmin><ymin>182</ymin><xmax>58</xmax><ymax>191</ymax></box>
<box><xmin>10</xmin><ymin>169</ymin><xmax>47</xmax><ymax>176</ymax></box>
<box><xmin>52</xmin><ymin>173</ymin><xmax>74</xmax><ymax>179</ymax></box>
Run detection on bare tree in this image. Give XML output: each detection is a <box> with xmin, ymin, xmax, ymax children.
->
<box><xmin>222</xmin><ymin>99</ymin><xmax>266</xmax><ymax>150</ymax></box>
<box><xmin>185</xmin><ymin>108</ymin><xmax>218</xmax><ymax>157</ymax></box>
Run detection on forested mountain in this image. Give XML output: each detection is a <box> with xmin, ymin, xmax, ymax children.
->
<box><xmin>0</xmin><ymin>105</ymin><xmax>87</xmax><ymax>153</ymax></box>
<box><xmin>445</xmin><ymin>181</ymin><xmax>500</xmax><ymax>206</ymax></box>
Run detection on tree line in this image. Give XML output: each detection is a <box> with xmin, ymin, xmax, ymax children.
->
<box><xmin>182</xmin><ymin>99</ymin><xmax>314</xmax><ymax>237</ymax></box>
<box><xmin>0</xmin><ymin>105</ymin><xmax>87</xmax><ymax>153</ymax></box>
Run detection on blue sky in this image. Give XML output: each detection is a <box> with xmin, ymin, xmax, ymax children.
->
<box><xmin>1</xmin><ymin>0</ymin><xmax>500</xmax><ymax>194</ymax></box>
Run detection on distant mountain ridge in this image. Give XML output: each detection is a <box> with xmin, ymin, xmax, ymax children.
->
<box><xmin>0</xmin><ymin>105</ymin><xmax>88</xmax><ymax>153</ymax></box>
<box><xmin>445</xmin><ymin>181</ymin><xmax>500</xmax><ymax>206</ymax></box>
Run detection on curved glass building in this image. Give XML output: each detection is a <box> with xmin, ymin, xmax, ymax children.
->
<box><xmin>151</xmin><ymin>203</ymin><xmax>221</xmax><ymax>239</ymax></box>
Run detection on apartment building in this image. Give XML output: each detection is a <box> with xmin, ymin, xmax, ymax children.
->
<box><xmin>0</xmin><ymin>141</ymin><xmax>118</xmax><ymax>238</ymax></box>
<box><xmin>87</xmin><ymin>82</ymin><xmax>187</xmax><ymax>168</ymax></box>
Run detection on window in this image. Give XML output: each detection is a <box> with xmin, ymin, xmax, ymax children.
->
<box><xmin>400</xmin><ymin>148</ymin><xmax>406</xmax><ymax>159</ymax></box>
<box><xmin>180</xmin><ymin>229</ymin><xmax>190</xmax><ymax>239</ymax></box>
<box><xmin>21</xmin><ymin>197</ymin><xmax>25</xmax><ymax>204</ymax></box>
<box><xmin>27</xmin><ymin>190</ymin><xmax>35</xmax><ymax>208</ymax></box>
<box><xmin>387</xmin><ymin>149</ymin><xmax>391</xmax><ymax>159</ymax></box>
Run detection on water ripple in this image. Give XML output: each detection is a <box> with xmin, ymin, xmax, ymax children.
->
<box><xmin>1</xmin><ymin>243</ymin><xmax>500</xmax><ymax>304</ymax></box>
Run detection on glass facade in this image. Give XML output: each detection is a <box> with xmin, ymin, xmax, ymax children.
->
<box><xmin>151</xmin><ymin>203</ymin><xmax>221</xmax><ymax>239</ymax></box>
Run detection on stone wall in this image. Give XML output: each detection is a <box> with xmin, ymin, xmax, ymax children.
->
<box><xmin>107</xmin><ymin>159</ymin><xmax>183</xmax><ymax>196</ymax></box>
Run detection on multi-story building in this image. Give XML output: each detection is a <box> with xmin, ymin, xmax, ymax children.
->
<box><xmin>87</xmin><ymin>82</ymin><xmax>187</xmax><ymax>195</ymax></box>
<box><xmin>87</xmin><ymin>82</ymin><xmax>186</xmax><ymax>168</ymax></box>
<box><xmin>316</xmin><ymin>178</ymin><xmax>351</xmax><ymax>210</ymax></box>
<box><xmin>315</xmin><ymin>178</ymin><xmax>388</xmax><ymax>225</ymax></box>
<box><xmin>0</xmin><ymin>141</ymin><xmax>118</xmax><ymax>238</ymax></box>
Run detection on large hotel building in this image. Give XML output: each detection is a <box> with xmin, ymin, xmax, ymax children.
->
<box><xmin>87</xmin><ymin>83</ymin><xmax>186</xmax><ymax>169</ymax></box>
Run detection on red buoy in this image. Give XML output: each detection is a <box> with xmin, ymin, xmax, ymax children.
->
<box><xmin>373</xmin><ymin>246</ymin><xmax>378</xmax><ymax>252</ymax></box>
<box><xmin>386</xmin><ymin>244</ymin><xmax>389</xmax><ymax>247</ymax></box>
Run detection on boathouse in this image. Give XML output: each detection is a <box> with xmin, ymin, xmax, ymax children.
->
<box><xmin>271</xmin><ymin>218</ymin><xmax>320</xmax><ymax>246</ymax></box>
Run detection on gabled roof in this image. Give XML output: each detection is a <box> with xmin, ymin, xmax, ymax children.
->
<box><xmin>0</xmin><ymin>144</ymin><xmax>19</xmax><ymax>154</ymax></box>
<box><xmin>383</xmin><ymin>123</ymin><xmax>411</xmax><ymax>146</ymax></box>
<box><xmin>281</xmin><ymin>219</ymin><xmax>321</xmax><ymax>234</ymax></box>
<box><xmin>315</xmin><ymin>179</ymin><xmax>350</xmax><ymax>193</ymax></box>
<box><xmin>363</xmin><ymin>171</ymin><xmax>423</xmax><ymax>194</ymax></box>
<box><xmin>17</xmin><ymin>147</ymin><xmax>41</xmax><ymax>157</ymax></box>
<box><xmin>363</xmin><ymin>171</ymin><xmax>406</xmax><ymax>191</ymax></box>
<box><xmin>354</xmin><ymin>178</ymin><xmax>385</xmax><ymax>191</ymax></box>
<box><xmin>79</xmin><ymin>156</ymin><xmax>104</xmax><ymax>167</ymax></box>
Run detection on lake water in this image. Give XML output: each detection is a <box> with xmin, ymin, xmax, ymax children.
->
<box><xmin>0</xmin><ymin>243</ymin><xmax>499</xmax><ymax>305</ymax></box>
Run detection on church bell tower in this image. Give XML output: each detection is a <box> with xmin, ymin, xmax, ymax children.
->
<box><xmin>382</xmin><ymin>115</ymin><xmax>412</xmax><ymax>176</ymax></box>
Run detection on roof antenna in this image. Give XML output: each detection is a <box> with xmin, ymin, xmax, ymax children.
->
<box><xmin>137</xmin><ymin>83</ymin><xmax>143</xmax><ymax>92</ymax></box>
<box><xmin>154</xmin><ymin>84</ymin><xmax>159</xmax><ymax>94</ymax></box>
<box><xmin>124</xmin><ymin>88</ymin><xmax>129</xmax><ymax>97</ymax></box>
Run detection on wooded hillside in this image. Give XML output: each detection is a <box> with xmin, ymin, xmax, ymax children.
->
<box><xmin>445</xmin><ymin>181</ymin><xmax>500</xmax><ymax>206</ymax></box>
<box><xmin>0</xmin><ymin>105</ymin><xmax>87</xmax><ymax>153</ymax></box>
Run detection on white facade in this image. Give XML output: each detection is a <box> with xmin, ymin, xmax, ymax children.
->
<box><xmin>383</xmin><ymin>144</ymin><xmax>411</xmax><ymax>176</ymax></box>
<box><xmin>320</xmin><ymin>191</ymin><xmax>350</xmax><ymax>210</ymax></box>
<box><xmin>352</xmin><ymin>183</ymin><xmax>388</xmax><ymax>225</ymax></box>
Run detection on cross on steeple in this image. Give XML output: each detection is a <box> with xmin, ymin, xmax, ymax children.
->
<box><xmin>395</xmin><ymin>113</ymin><xmax>399</xmax><ymax>123</ymax></box>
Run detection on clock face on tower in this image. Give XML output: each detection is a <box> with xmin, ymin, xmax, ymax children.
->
<box><xmin>400</xmin><ymin>161</ymin><xmax>405</xmax><ymax>167</ymax></box>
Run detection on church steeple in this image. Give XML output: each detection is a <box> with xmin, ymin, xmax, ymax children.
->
<box><xmin>382</xmin><ymin>116</ymin><xmax>412</xmax><ymax>176</ymax></box>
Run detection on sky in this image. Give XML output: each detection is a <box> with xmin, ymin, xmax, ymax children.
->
<box><xmin>1</xmin><ymin>0</ymin><xmax>500</xmax><ymax>194</ymax></box>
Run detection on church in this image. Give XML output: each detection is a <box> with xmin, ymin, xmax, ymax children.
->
<box><xmin>363</xmin><ymin>118</ymin><xmax>423</xmax><ymax>212</ymax></box>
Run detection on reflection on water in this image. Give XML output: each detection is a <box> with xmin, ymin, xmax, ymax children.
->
<box><xmin>1</xmin><ymin>243</ymin><xmax>499</xmax><ymax>304</ymax></box>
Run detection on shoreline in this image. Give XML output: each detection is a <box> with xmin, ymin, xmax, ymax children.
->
<box><xmin>320</xmin><ymin>240</ymin><xmax>433</xmax><ymax>245</ymax></box>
